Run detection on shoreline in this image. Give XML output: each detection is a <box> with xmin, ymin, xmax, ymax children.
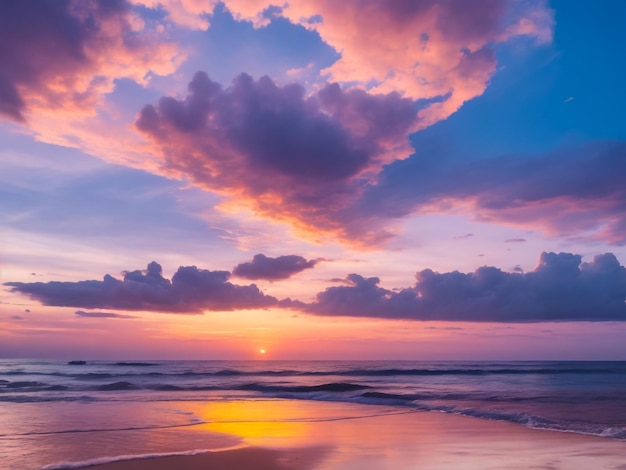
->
<box><xmin>46</xmin><ymin>446</ymin><xmax>326</xmax><ymax>470</ymax></box>
<box><xmin>39</xmin><ymin>399</ymin><xmax>626</xmax><ymax>470</ymax></box>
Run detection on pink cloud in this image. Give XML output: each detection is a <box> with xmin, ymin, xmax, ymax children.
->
<box><xmin>0</xmin><ymin>0</ymin><xmax>181</xmax><ymax>124</ymax></box>
<box><xmin>152</xmin><ymin>0</ymin><xmax>553</xmax><ymax>125</ymax></box>
<box><xmin>136</xmin><ymin>72</ymin><xmax>417</xmax><ymax>245</ymax></box>
<box><xmin>127</xmin><ymin>0</ymin><xmax>554</xmax><ymax>246</ymax></box>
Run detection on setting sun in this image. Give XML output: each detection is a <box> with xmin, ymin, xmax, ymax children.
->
<box><xmin>260</xmin><ymin>349</ymin><xmax>266</xmax><ymax>355</ymax></box>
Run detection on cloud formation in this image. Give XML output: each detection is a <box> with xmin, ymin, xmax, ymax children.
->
<box><xmin>359</xmin><ymin>141</ymin><xmax>626</xmax><ymax>245</ymax></box>
<box><xmin>6</xmin><ymin>253</ymin><xmax>626</xmax><ymax>322</ymax></box>
<box><xmin>0</xmin><ymin>0</ymin><xmax>178</xmax><ymax>122</ymax></box>
<box><xmin>233</xmin><ymin>254</ymin><xmax>318</xmax><ymax>280</ymax></box>
<box><xmin>132</xmin><ymin>1</ymin><xmax>554</xmax><ymax>246</ymax></box>
<box><xmin>136</xmin><ymin>72</ymin><xmax>416</xmax><ymax>244</ymax></box>
<box><xmin>3</xmin><ymin>1</ymin><xmax>563</xmax><ymax>249</ymax></box>
<box><xmin>308</xmin><ymin>252</ymin><xmax>626</xmax><ymax>322</ymax></box>
<box><xmin>138</xmin><ymin>0</ymin><xmax>553</xmax><ymax>126</ymax></box>
<box><xmin>278</xmin><ymin>0</ymin><xmax>553</xmax><ymax>126</ymax></box>
<box><xmin>74</xmin><ymin>310</ymin><xmax>137</xmax><ymax>319</ymax></box>
<box><xmin>5</xmin><ymin>262</ymin><xmax>277</xmax><ymax>313</ymax></box>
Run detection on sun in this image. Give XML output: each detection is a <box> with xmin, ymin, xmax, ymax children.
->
<box><xmin>259</xmin><ymin>349</ymin><xmax>266</xmax><ymax>355</ymax></box>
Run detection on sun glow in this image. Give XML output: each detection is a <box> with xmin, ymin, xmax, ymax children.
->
<box><xmin>260</xmin><ymin>349</ymin><xmax>266</xmax><ymax>354</ymax></box>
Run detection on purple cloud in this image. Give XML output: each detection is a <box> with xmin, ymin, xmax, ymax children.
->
<box><xmin>74</xmin><ymin>310</ymin><xmax>137</xmax><ymax>319</ymax></box>
<box><xmin>356</xmin><ymin>141</ymin><xmax>626</xmax><ymax>245</ymax></box>
<box><xmin>214</xmin><ymin>0</ymin><xmax>552</xmax><ymax>125</ymax></box>
<box><xmin>0</xmin><ymin>0</ymin><xmax>125</xmax><ymax>121</ymax></box>
<box><xmin>233</xmin><ymin>254</ymin><xmax>318</xmax><ymax>280</ymax></box>
<box><xmin>0</xmin><ymin>0</ymin><xmax>176</xmax><ymax>124</ymax></box>
<box><xmin>136</xmin><ymin>73</ymin><xmax>624</xmax><ymax>247</ymax></box>
<box><xmin>5</xmin><ymin>262</ymin><xmax>278</xmax><ymax>313</ymax></box>
<box><xmin>308</xmin><ymin>252</ymin><xmax>626</xmax><ymax>322</ymax></box>
<box><xmin>136</xmin><ymin>72</ymin><xmax>417</xmax><ymax>245</ymax></box>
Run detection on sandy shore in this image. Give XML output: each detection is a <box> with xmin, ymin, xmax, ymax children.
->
<box><xmin>80</xmin><ymin>446</ymin><xmax>326</xmax><ymax>470</ymax></box>
<box><xmin>72</xmin><ymin>399</ymin><xmax>626</xmax><ymax>470</ymax></box>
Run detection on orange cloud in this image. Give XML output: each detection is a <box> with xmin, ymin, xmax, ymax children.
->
<box><xmin>0</xmin><ymin>0</ymin><xmax>183</xmax><ymax>172</ymax></box>
<box><xmin>0</xmin><ymin>1</ymin><xmax>181</xmax><ymax>124</ymax></box>
<box><xmin>147</xmin><ymin>0</ymin><xmax>553</xmax><ymax>126</ymax></box>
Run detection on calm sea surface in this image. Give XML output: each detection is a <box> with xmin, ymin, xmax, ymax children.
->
<box><xmin>2</xmin><ymin>359</ymin><xmax>626</xmax><ymax>468</ymax></box>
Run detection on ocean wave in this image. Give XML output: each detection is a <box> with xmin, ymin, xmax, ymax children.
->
<box><xmin>180</xmin><ymin>369</ymin><xmax>297</xmax><ymax>377</ymax></box>
<box><xmin>237</xmin><ymin>382</ymin><xmax>370</xmax><ymax>393</ymax></box>
<box><xmin>0</xmin><ymin>395</ymin><xmax>98</xmax><ymax>403</ymax></box>
<box><xmin>360</xmin><ymin>391</ymin><xmax>437</xmax><ymax>402</ymax></box>
<box><xmin>0</xmin><ymin>370</ymin><xmax>29</xmax><ymax>376</ymax></box>
<box><xmin>3</xmin><ymin>366</ymin><xmax>621</xmax><ymax>383</ymax></box>
<box><xmin>110</xmin><ymin>362</ymin><xmax>159</xmax><ymax>367</ymax></box>
<box><xmin>0</xmin><ymin>370</ymin><xmax>69</xmax><ymax>378</ymax></box>
<box><xmin>41</xmin><ymin>448</ymin><xmax>219</xmax><ymax>470</ymax></box>
<box><xmin>0</xmin><ymin>381</ymin><xmax>69</xmax><ymax>393</ymax></box>
<box><xmin>77</xmin><ymin>373</ymin><xmax>113</xmax><ymax>380</ymax></box>
<box><xmin>97</xmin><ymin>381</ymin><xmax>139</xmax><ymax>391</ymax></box>
<box><xmin>2</xmin><ymin>380</ymin><xmax>367</xmax><ymax>394</ymax></box>
<box><xmin>153</xmin><ymin>384</ymin><xmax>184</xmax><ymax>391</ymax></box>
<box><xmin>314</xmin><ymin>367</ymin><xmax>623</xmax><ymax>377</ymax></box>
<box><xmin>411</xmin><ymin>403</ymin><xmax>626</xmax><ymax>440</ymax></box>
<box><xmin>3</xmin><ymin>420</ymin><xmax>207</xmax><ymax>439</ymax></box>
<box><xmin>165</xmin><ymin>366</ymin><xmax>625</xmax><ymax>377</ymax></box>
<box><xmin>6</xmin><ymin>380</ymin><xmax>45</xmax><ymax>388</ymax></box>
<box><xmin>244</xmin><ymin>389</ymin><xmax>626</xmax><ymax>440</ymax></box>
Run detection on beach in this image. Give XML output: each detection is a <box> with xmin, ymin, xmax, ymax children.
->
<box><xmin>67</xmin><ymin>399</ymin><xmax>626</xmax><ymax>470</ymax></box>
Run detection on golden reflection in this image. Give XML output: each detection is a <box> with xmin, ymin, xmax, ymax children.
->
<box><xmin>194</xmin><ymin>399</ymin><xmax>313</xmax><ymax>446</ymax></box>
<box><xmin>187</xmin><ymin>399</ymin><xmax>424</xmax><ymax>454</ymax></box>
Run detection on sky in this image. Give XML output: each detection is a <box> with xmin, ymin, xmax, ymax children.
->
<box><xmin>1</xmin><ymin>0</ymin><xmax>625</xmax><ymax>360</ymax></box>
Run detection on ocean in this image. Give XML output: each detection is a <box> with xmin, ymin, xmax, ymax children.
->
<box><xmin>2</xmin><ymin>359</ymin><xmax>626</xmax><ymax>469</ymax></box>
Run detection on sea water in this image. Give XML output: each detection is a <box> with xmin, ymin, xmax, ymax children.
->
<box><xmin>2</xmin><ymin>360</ymin><xmax>626</xmax><ymax>468</ymax></box>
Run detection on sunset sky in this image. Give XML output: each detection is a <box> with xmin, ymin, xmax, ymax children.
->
<box><xmin>1</xmin><ymin>0</ymin><xmax>625</xmax><ymax>360</ymax></box>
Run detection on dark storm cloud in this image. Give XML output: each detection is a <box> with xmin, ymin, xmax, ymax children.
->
<box><xmin>5</xmin><ymin>262</ymin><xmax>278</xmax><ymax>313</ymax></box>
<box><xmin>308</xmin><ymin>252</ymin><xmax>626</xmax><ymax>322</ymax></box>
<box><xmin>136</xmin><ymin>71</ymin><xmax>417</xmax><ymax>244</ymax></box>
<box><xmin>74</xmin><ymin>310</ymin><xmax>137</xmax><ymax>319</ymax></box>
<box><xmin>232</xmin><ymin>254</ymin><xmax>318</xmax><ymax>280</ymax></box>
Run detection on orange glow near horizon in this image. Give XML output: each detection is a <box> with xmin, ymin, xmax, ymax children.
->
<box><xmin>3</xmin><ymin>301</ymin><xmax>626</xmax><ymax>360</ymax></box>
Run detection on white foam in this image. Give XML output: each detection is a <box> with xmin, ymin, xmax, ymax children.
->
<box><xmin>41</xmin><ymin>445</ymin><xmax>245</xmax><ymax>470</ymax></box>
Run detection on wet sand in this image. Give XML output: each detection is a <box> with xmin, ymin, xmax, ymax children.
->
<box><xmin>80</xmin><ymin>446</ymin><xmax>326</xmax><ymax>470</ymax></box>
<box><xmin>72</xmin><ymin>399</ymin><xmax>626</xmax><ymax>470</ymax></box>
